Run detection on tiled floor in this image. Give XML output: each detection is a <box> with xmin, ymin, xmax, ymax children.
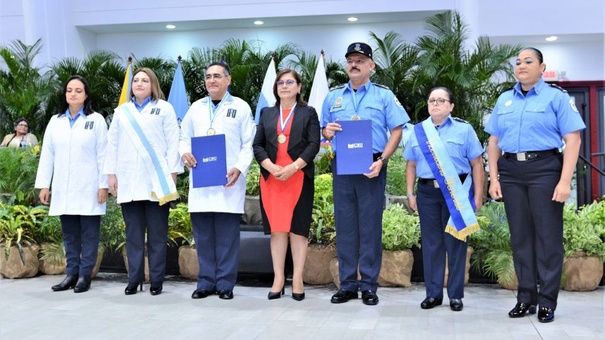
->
<box><xmin>0</xmin><ymin>273</ymin><xmax>603</xmax><ymax>339</ymax></box>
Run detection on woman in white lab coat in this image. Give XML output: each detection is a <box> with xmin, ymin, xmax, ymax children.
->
<box><xmin>35</xmin><ymin>75</ymin><xmax>108</xmax><ymax>293</ymax></box>
<box><xmin>104</xmin><ymin>67</ymin><xmax>181</xmax><ymax>296</ymax></box>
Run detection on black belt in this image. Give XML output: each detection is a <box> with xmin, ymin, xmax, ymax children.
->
<box><xmin>503</xmin><ymin>149</ymin><xmax>560</xmax><ymax>161</ymax></box>
<box><xmin>419</xmin><ymin>174</ymin><xmax>468</xmax><ymax>188</ymax></box>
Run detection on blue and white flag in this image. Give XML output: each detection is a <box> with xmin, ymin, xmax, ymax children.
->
<box><xmin>167</xmin><ymin>59</ymin><xmax>189</xmax><ymax>126</ymax></box>
<box><xmin>255</xmin><ymin>58</ymin><xmax>276</xmax><ymax>124</ymax></box>
<box><xmin>308</xmin><ymin>52</ymin><xmax>330</xmax><ymax>123</ymax></box>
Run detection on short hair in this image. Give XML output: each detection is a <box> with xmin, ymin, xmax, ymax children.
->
<box><xmin>14</xmin><ymin>118</ymin><xmax>30</xmax><ymax>128</ymax></box>
<box><xmin>205</xmin><ymin>62</ymin><xmax>231</xmax><ymax>76</ymax></box>
<box><xmin>130</xmin><ymin>67</ymin><xmax>165</xmax><ymax>101</ymax></box>
<box><xmin>61</xmin><ymin>75</ymin><xmax>94</xmax><ymax>116</ymax></box>
<box><xmin>273</xmin><ymin>69</ymin><xmax>307</xmax><ymax>107</ymax></box>
<box><xmin>521</xmin><ymin>47</ymin><xmax>544</xmax><ymax>64</ymax></box>
<box><xmin>428</xmin><ymin>86</ymin><xmax>455</xmax><ymax>104</ymax></box>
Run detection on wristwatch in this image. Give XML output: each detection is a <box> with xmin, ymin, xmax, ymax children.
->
<box><xmin>377</xmin><ymin>156</ymin><xmax>386</xmax><ymax>164</ymax></box>
<box><xmin>407</xmin><ymin>192</ymin><xmax>416</xmax><ymax>197</ymax></box>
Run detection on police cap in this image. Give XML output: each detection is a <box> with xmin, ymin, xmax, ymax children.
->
<box><xmin>345</xmin><ymin>42</ymin><xmax>373</xmax><ymax>59</ymax></box>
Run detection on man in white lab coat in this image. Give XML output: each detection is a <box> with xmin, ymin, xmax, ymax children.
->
<box><xmin>180</xmin><ymin>62</ymin><xmax>256</xmax><ymax>300</ymax></box>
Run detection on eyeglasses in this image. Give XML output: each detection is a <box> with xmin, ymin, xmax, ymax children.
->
<box><xmin>427</xmin><ymin>98</ymin><xmax>450</xmax><ymax>106</ymax></box>
<box><xmin>17</xmin><ymin>124</ymin><xmax>29</xmax><ymax>128</ymax></box>
<box><xmin>276</xmin><ymin>80</ymin><xmax>296</xmax><ymax>87</ymax></box>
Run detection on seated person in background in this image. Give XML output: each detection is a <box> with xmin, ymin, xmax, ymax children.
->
<box><xmin>1</xmin><ymin>118</ymin><xmax>38</xmax><ymax>148</ymax></box>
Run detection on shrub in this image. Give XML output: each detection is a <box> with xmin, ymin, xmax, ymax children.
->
<box><xmin>381</xmin><ymin>203</ymin><xmax>420</xmax><ymax>251</ymax></box>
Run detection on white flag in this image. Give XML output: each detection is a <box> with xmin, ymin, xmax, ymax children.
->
<box><xmin>308</xmin><ymin>53</ymin><xmax>330</xmax><ymax>123</ymax></box>
<box><xmin>255</xmin><ymin>58</ymin><xmax>277</xmax><ymax>124</ymax></box>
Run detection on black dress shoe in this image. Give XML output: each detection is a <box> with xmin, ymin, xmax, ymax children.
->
<box><xmin>537</xmin><ymin>307</ymin><xmax>555</xmax><ymax>323</ymax></box>
<box><xmin>191</xmin><ymin>289</ymin><xmax>213</xmax><ymax>299</ymax></box>
<box><xmin>51</xmin><ymin>275</ymin><xmax>78</xmax><ymax>291</ymax></box>
<box><xmin>73</xmin><ymin>275</ymin><xmax>91</xmax><ymax>293</ymax></box>
<box><xmin>268</xmin><ymin>287</ymin><xmax>285</xmax><ymax>300</ymax></box>
<box><xmin>150</xmin><ymin>282</ymin><xmax>163</xmax><ymax>296</ymax></box>
<box><xmin>330</xmin><ymin>289</ymin><xmax>358</xmax><ymax>304</ymax></box>
<box><xmin>218</xmin><ymin>290</ymin><xmax>234</xmax><ymax>300</ymax></box>
<box><xmin>420</xmin><ymin>297</ymin><xmax>443</xmax><ymax>309</ymax></box>
<box><xmin>508</xmin><ymin>302</ymin><xmax>537</xmax><ymax>318</ymax></box>
<box><xmin>125</xmin><ymin>282</ymin><xmax>143</xmax><ymax>295</ymax></box>
<box><xmin>450</xmin><ymin>298</ymin><xmax>463</xmax><ymax>311</ymax></box>
<box><xmin>291</xmin><ymin>292</ymin><xmax>305</xmax><ymax>301</ymax></box>
<box><xmin>361</xmin><ymin>290</ymin><xmax>379</xmax><ymax>306</ymax></box>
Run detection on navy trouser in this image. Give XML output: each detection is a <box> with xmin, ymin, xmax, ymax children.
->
<box><xmin>332</xmin><ymin>160</ymin><xmax>386</xmax><ymax>292</ymax></box>
<box><xmin>498</xmin><ymin>153</ymin><xmax>564</xmax><ymax>310</ymax></box>
<box><xmin>190</xmin><ymin>212</ymin><xmax>241</xmax><ymax>292</ymax></box>
<box><xmin>121</xmin><ymin>200</ymin><xmax>169</xmax><ymax>284</ymax></box>
<box><xmin>60</xmin><ymin>215</ymin><xmax>100</xmax><ymax>276</ymax></box>
<box><xmin>416</xmin><ymin>183</ymin><xmax>468</xmax><ymax>299</ymax></box>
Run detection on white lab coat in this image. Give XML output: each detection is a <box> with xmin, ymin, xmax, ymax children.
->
<box><xmin>179</xmin><ymin>94</ymin><xmax>256</xmax><ymax>213</ymax></box>
<box><xmin>103</xmin><ymin>100</ymin><xmax>181</xmax><ymax>204</ymax></box>
<box><xmin>35</xmin><ymin>112</ymin><xmax>108</xmax><ymax>216</ymax></box>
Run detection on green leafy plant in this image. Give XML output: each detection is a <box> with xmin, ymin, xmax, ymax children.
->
<box><xmin>385</xmin><ymin>148</ymin><xmax>407</xmax><ymax>196</ymax></box>
<box><xmin>168</xmin><ymin>202</ymin><xmax>194</xmax><ymax>246</ymax></box>
<box><xmin>314</xmin><ymin>145</ymin><xmax>334</xmax><ymax>175</ymax></box>
<box><xmin>563</xmin><ymin>200</ymin><xmax>605</xmax><ymax>260</ymax></box>
<box><xmin>0</xmin><ymin>147</ymin><xmax>41</xmax><ymax>206</ymax></box>
<box><xmin>0</xmin><ymin>202</ymin><xmax>46</xmax><ymax>263</ymax></box>
<box><xmin>246</xmin><ymin>159</ymin><xmax>261</xmax><ymax>196</ymax></box>
<box><xmin>381</xmin><ymin>203</ymin><xmax>420</xmax><ymax>251</ymax></box>
<box><xmin>99</xmin><ymin>196</ymin><xmax>126</xmax><ymax>252</ymax></box>
<box><xmin>470</xmin><ymin>202</ymin><xmax>516</xmax><ymax>286</ymax></box>
<box><xmin>310</xmin><ymin>173</ymin><xmax>335</xmax><ymax>245</ymax></box>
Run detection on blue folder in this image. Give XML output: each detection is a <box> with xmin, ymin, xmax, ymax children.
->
<box><xmin>335</xmin><ymin>120</ymin><xmax>373</xmax><ymax>175</ymax></box>
<box><xmin>191</xmin><ymin>134</ymin><xmax>228</xmax><ymax>188</ymax></box>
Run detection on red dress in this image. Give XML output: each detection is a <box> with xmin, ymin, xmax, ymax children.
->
<box><xmin>259</xmin><ymin>108</ymin><xmax>304</xmax><ymax>233</ymax></box>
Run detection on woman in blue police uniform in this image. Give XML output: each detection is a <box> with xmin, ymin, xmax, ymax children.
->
<box><xmin>485</xmin><ymin>47</ymin><xmax>585</xmax><ymax>323</ymax></box>
<box><xmin>404</xmin><ymin>87</ymin><xmax>484</xmax><ymax>312</ymax></box>
<box><xmin>322</xmin><ymin>42</ymin><xmax>409</xmax><ymax>306</ymax></box>
<box><xmin>36</xmin><ymin>75</ymin><xmax>108</xmax><ymax>293</ymax></box>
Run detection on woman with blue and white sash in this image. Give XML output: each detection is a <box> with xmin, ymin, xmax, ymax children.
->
<box><xmin>403</xmin><ymin>87</ymin><xmax>484</xmax><ymax>312</ymax></box>
<box><xmin>104</xmin><ymin>67</ymin><xmax>181</xmax><ymax>296</ymax></box>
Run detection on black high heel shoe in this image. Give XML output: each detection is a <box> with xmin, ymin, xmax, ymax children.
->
<box><xmin>268</xmin><ymin>287</ymin><xmax>285</xmax><ymax>300</ymax></box>
<box><xmin>150</xmin><ymin>282</ymin><xmax>163</xmax><ymax>296</ymax></box>
<box><xmin>291</xmin><ymin>292</ymin><xmax>305</xmax><ymax>301</ymax></box>
<box><xmin>52</xmin><ymin>275</ymin><xmax>78</xmax><ymax>291</ymax></box>
<box><xmin>125</xmin><ymin>282</ymin><xmax>143</xmax><ymax>295</ymax></box>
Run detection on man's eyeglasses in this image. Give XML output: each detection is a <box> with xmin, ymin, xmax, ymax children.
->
<box><xmin>276</xmin><ymin>80</ymin><xmax>296</xmax><ymax>87</ymax></box>
<box><xmin>427</xmin><ymin>98</ymin><xmax>450</xmax><ymax>106</ymax></box>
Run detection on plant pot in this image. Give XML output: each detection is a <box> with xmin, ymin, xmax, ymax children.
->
<box><xmin>241</xmin><ymin>195</ymin><xmax>262</xmax><ymax>225</ymax></box>
<box><xmin>122</xmin><ymin>247</ymin><xmax>150</xmax><ymax>283</ymax></box>
<box><xmin>563</xmin><ymin>252</ymin><xmax>604</xmax><ymax>291</ymax></box>
<box><xmin>178</xmin><ymin>245</ymin><xmax>198</xmax><ymax>280</ymax></box>
<box><xmin>386</xmin><ymin>195</ymin><xmax>414</xmax><ymax>214</ymax></box>
<box><xmin>378</xmin><ymin>249</ymin><xmax>414</xmax><ymax>287</ymax></box>
<box><xmin>303</xmin><ymin>243</ymin><xmax>336</xmax><ymax>284</ymax></box>
<box><xmin>0</xmin><ymin>244</ymin><xmax>40</xmax><ymax>278</ymax></box>
<box><xmin>444</xmin><ymin>246</ymin><xmax>473</xmax><ymax>287</ymax></box>
<box><xmin>92</xmin><ymin>248</ymin><xmax>104</xmax><ymax>278</ymax></box>
<box><xmin>329</xmin><ymin>257</ymin><xmax>363</xmax><ymax>289</ymax></box>
<box><xmin>38</xmin><ymin>242</ymin><xmax>66</xmax><ymax>275</ymax></box>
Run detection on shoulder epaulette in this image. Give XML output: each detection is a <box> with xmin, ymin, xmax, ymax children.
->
<box><xmin>374</xmin><ymin>83</ymin><xmax>390</xmax><ymax>90</ymax></box>
<box><xmin>329</xmin><ymin>84</ymin><xmax>346</xmax><ymax>91</ymax></box>
<box><xmin>453</xmin><ymin>117</ymin><xmax>469</xmax><ymax>124</ymax></box>
<box><xmin>549</xmin><ymin>83</ymin><xmax>567</xmax><ymax>93</ymax></box>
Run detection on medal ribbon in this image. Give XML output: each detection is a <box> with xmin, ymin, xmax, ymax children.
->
<box><xmin>279</xmin><ymin>103</ymin><xmax>296</xmax><ymax>134</ymax></box>
<box><xmin>351</xmin><ymin>83</ymin><xmax>369</xmax><ymax>116</ymax></box>
<box><xmin>208</xmin><ymin>92</ymin><xmax>228</xmax><ymax>128</ymax></box>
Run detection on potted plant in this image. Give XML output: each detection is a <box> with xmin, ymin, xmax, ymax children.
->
<box><xmin>0</xmin><ymin>202</ymin><xmax>44</xmax><ymax>278</ymax></box>
<box><xmin>36</xmin><ymin>214</ymin><xmax>66</xmax><ymax>275</ymax></box>
<box><xmin>304</xmin><ymin>173</ymin><xmax>337</xmax><ymax>285</ymax></box>
<box><xmin>242</xmin><ymin>159</ymin><xmax>262</xmax><ymax>225</ymax></box>
<box><xmin>168</xmin><ymin>202</ymin><xmax>197</xmax><ymax>280</ymax></box>
<box><xmin>99</xmin><ymin>196</ymin><xmax>126</xmax><ymax>274</ymax></box>
<box><xmin>385</xmin><ymin>148</ymin><xmax>412</xmax><ymax>213</ymax></box>
<box><xmin>378</xmin><ymin>203</ymin><xmax>420</xmax><ymax>287</ymax></box>
<box><xmin>470</xmin><ymin>202</ymin><xmax>517</xmax><ymax>289</ymax></box>
<box><xmin>562</xmin><ymin>200</ymin><xmax>605</xmax><ymax>291</ymax></box>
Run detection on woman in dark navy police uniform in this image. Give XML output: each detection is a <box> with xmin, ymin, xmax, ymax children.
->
<box><xmin>485</xmin><ymin>47</ymin><xmax>585</xmax><ymax>323</ymax></box>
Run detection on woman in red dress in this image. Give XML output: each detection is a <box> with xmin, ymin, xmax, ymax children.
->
<box><xmin>253</xmin><ymin>69</ymin><xmax>320</xmax><ymax>301</ymax></box>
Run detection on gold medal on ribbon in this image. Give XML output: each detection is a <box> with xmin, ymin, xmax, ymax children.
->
<box><xmin>207</xmin><ymin>128</ymin><xmax>215</xmax><ymax>136</ymax></box>
<box><xmin>277</xmin><ymin>134</ymin><xmax>287</xmax><ymax>144</ymax></box>
<box><xmin>351</xmin><ymin>115</ymin><xmax>361</xmax><ymax>121</ymax></box>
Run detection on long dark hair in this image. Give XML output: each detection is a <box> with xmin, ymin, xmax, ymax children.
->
<box><xmin>60</xmin><ymin>75</ymin><xmax>94</xmax><ymax>116</ymax></box>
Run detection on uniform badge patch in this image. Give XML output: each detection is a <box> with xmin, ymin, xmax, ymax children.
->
<box><xmin>394</xmin><ymin>96</ymin><xmax>403</xmax><ymax>108</ymax></box>
<box><xmin>504</xmin><ymin>100</ymin><xmax>512</xmax><ymax>107</ymax></box>
<box><xmin>569</xmin><ymin>98</ymin><xmax>579</xmax><ymax>112</ymax></box>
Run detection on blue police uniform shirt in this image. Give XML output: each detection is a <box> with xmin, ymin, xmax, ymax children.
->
<box><xmin>321</xmin><ymin>80</ymin><xmax>409</xmax><ymax>153</ymax></box>
<box><xmin>484</xmin><ymin>78</ymin><xmax>586</xmax><ymax>153</ymax></box>
<box><xmin>403</xmin><ymin>115</ymin><xmax>483</xmax><ymax>179</ymax></box>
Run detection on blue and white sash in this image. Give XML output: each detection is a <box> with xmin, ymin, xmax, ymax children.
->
<box><xmin>121</xmin><ymin>105</ymin><xmax>179</xmax><ymax>205</ymax></box>
<box><xmin>414</xmin><ymin>120</ymin><xmax>479</xmax><ymax>240</ymax></box>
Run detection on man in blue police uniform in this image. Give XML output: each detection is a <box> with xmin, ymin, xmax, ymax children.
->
<box><xmin>321</xmin><ymin>42</ymin><xmax>409</xmax><ymax>305</ymax></box>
